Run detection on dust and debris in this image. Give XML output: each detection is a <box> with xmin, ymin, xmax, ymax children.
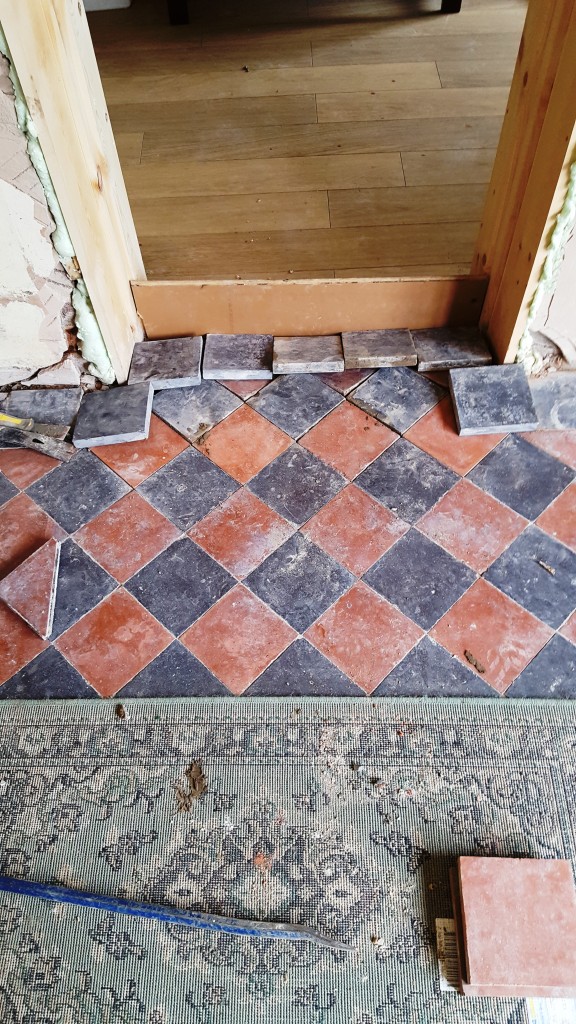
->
<box><xmin>114</xmin><ymin>703</ymin><xmax>127</xmax><ymax>721</ymax></box>
<box><xmin>464</xmin><ymin>649</ymin><xmax>486</xmax><ymax>674</ymax></box>
<box><xmin>173</xmin><ymin>761</ymin><xmax>207</xmax><ymax>812</ymax></box>
<box><xmin>370</xmin><ymin>935</ymin><xmax>385</xmax><ymax>948</ymax></box>
<box><xmin>536</xmin><ymin>558</ymin><xmax>556</xmax><ymax>576</ymax></box>
<box><xmin>252</xmin><ymin>851</ymin><xmax>273</xmax><ymax>873</ymax></box>
<box><xmin>242</xmin><ymin>65</ymin><xmax>249</xmax><ymax>71</ymax></box>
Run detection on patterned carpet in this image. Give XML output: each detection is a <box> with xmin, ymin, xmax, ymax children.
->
<box><xmin>1</xmin><ymin>368</ymin><xmax>575</xmax><ymax>699</ymax></box>
<box><xmin>1</xmin><ymin>697</ymin><xmax>575</xmax><ymax>1023</ymax></box>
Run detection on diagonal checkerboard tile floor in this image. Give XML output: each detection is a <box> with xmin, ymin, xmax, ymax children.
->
<box><xmin>1</xmin><ymin>369</ymin><xmax>575</xmax><ymax>700</ymax></box>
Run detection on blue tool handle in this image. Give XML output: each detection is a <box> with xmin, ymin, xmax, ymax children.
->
<box><xmin>0</xmin><ymin>875</ymin><xmax>352</xmax><ymax>950</ymax></box>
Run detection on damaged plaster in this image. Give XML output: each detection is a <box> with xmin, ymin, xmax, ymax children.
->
<box><xmin>0</xmin><ymin>26</ymin><xmax>115</xmax><ymax>384</ymax></box>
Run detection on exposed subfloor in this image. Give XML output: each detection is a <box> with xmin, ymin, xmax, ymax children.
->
<box><xmin>1</xmin><ymin>367</ymin><xmax>575</xmax><ymax>700</ymax></box>
<box><xmin>88</xmin><ymin>0</ymin><xmax>527</xmax><ymax>279</ymax></box>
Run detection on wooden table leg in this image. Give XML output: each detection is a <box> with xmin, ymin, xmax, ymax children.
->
<box><xmin>167</xmin><ymin>0</ymin><xmax>189</xmax><ymax>24</ymax></box>
<box><xmin>441</xmin><ymin>0</ymin><xmax>462</xmax><ymax>11</ymax></box>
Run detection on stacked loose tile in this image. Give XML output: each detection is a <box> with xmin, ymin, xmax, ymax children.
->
<box><xmin>451</xmin><ymin>856</ymin><xmax>576</xmax><ymax>998</ymax></box>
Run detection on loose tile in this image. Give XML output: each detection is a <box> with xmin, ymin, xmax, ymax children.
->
<box><xmin>74</xmin><ymin>491</ymin><xmax>180</xmax><ymax>583</ymax></box>
<box><xmin>342</xmin><ymin>329</ymin><xmax>416</xmax><ymax>369</ymax></box>
<box><xmin>316</xmin><ymin>368</ymin><xmax>374</xmax><ymax>395</ymax></box>
<box><xmin>505</xmin><ymin>635</ymin><xmax>576</xmax><ymax>699</ymax></box>
<box><xmin>449</xmin><ymin>365</ymin><xmax>538</xmax><ymax>435</ymax></box>
<box><xmin>272</xmin><ymin>335</ymin><xmax>344</xmax><ymax>374</ymax></box>
<box><xmin>364</xmin><ymin>529</ymin><xmax>476</xmax><ymax>630</ymax></box>
<box><xmin>412</xmin><ymin>327</ymin><xmax>492</xmax><ymax>371</ymax></box>
<box><xmin>138</xmin><ymin>447</ymin><xmax>239</xmax><ymax>531</ymax></box>
<box><xmin>220</xmin><ymin>379</ymin><xmax>269</xmax><ymax>400</ymax></box>
<box><xmin>417</xmin><ymin>479</ymin><xmax>527</xmax><ymax>573</ymax></box>
<box><xmin>248</xmin><ymin>373</ymin><xmax>342</xmax><ymax>439</ymax></box>
<box><xmin>73</xmin><ymin>382</ymin><xmax>154</xmax><ymax>448</ymax></box>
<box><xmin>521</xmin><ymin>429</ymin><xmax>576</xmax><ymax>471</ymax></box>
<box><xmin>356</xmin><ymin>438</ymin><xmax>459</xmax><ymax>524</ymax></box>
<box><xmin>429</xmin><ymin>578</ymin><xmax>553</xmax><ymax>692</ymax></box>
<box><xmin>373</xmin><ymin>636</ymin><xmax>497</xmax><ymax>697</ymax></box>
<box><xmin>125</xmin><ymin>537</ymin><xmax>235</xmax><ymax>635</ymax></box>
<box><xmin>530</xmin><ymin>371</ymin><xmax>576</xmax><ymax>430</ymax></box>
<box><xmin>0</xmin><ymin>537</ymin><xmax>60</xmax><ymax>639</ymax></box>
<box><xmin>245</xmin><ymin>532</ymin><xmax>354</xmax><ymax>633</ymax></box>
<box><xmin>537</xmin><ymin>481</ymin><xmax>576</xmax><ymax>551</ymax></box>
<box><xmin>195</xmin><ymin>405</ymin><xmax>292</xmax><ymax>483</ymax></box>
<box><xmin>3</xmin><ymin>387</ymin><xmax>82</xmax><ymax>428</ymax></box>
<box><xmin>468</xmin><ymin>434</ymin><xmax>574</xmax><ymax>520</ymax></box>
<box><xmin>181</xmin><ymin>585</ymin><xmax>296</xmax><ymax>693</ymax></box>
<box><xmin>118</xmin><ymin>641</ymin><xmax>230</xmax><ymax>697</ymax></box>
<box><xmin>189</xmin><ymin>489</ymin><xmax>294</xmax><ymax>579</ymax></box>
<box><xmin>0</xmin><ymin>472</ymin><xmax>18</xmax><ymax>507</ymax></box>
<box><xmin>305</xmin><ymin>581</ymin><xmax>423</xmax><ymax>693</ymax></box>
<box><xmin>0</xmin><ymin>449</ymin><xmax>58</xmax><ymax>490</ymax></box>
<box><xmin>50</xmin><ymin>539</ymin><xmax>116</xmax><ymax>639</ymax></box>
<box><xmin>128</xmin><ymin>335</ymin><xmax>203</xmax><ymax>389</ymax></box>
<box><xmin>153</xmin><ymin>380</ymin><xmax>242</xmax><ymax>442</ymax></box>
<box><xmin>484</xmin><ymin>525</ymin><xmax>576</xmax><ymax>629</ymax></box>
<box><xmin>244</xmin><ymin>638</ymin><xmax>364</xmax><ymax>696</ymax></box>
<box><xmin>0</xmin><ymin>493</ymin><xmax>66</xmax><ymax>578</ymax></box>
<box><xmin>299</xmin><ymin>402</ymin><xmax>396</xmax><ymax>479</ymax></box>
<box><xmin>301</xmin><ymin>483</ymin><xmax>408</xmax><ymax>576</ymax></box>
<box><xmin>93</xmin><ymin>413</ymin><xmax>189</xmax><ymax>487</ymax></box>
<box><xmin>0</xmin><ymin>646</ymin><xmax>98</xmax><ymax>699</ymax></box>
<box><xmin>248</xmin><ymin>446</ymin><xmax>345</xmax><ymax>526</ymax></box>
<box><xmin>203</xmin><ymin>334</ymin><xmax>273</xmax><ymax>380</ymax></box>
<box><xmin>349</xmin><ymin>366</ymin><xmax>445</xmax><ymax>434</ymax></box>
<box><xmin>0</xmin><ymin>603</ymin><xmax>47</xmax><ymax>686</ymax></box>
<box><xmin>55</xmin><ymin>588</ymin><xmax>172</xmax><ymax>697</ymax></box>
<box><xmin>560</xmin><ymin>610</ymin><xmax>576</xmax><ymax>645</ymax></box>
<box><xmin>26</xmin><ymin>449</ymin><xmax>130</xmax><ymax>533</ymax></box>
<box><xmin>404</xmin><ymin>397</ymin><xmax>506</xmax><ymax>476</ymax></box>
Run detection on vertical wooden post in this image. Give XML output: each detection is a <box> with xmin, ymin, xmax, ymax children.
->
<box><xmin>473</xmin><ymin>0</ymin><xmax>576</xmax><ymax>362</ymax></box>
<box><xmin>0</xmin><ymin>0</ymin><xmax>145</xmax><ymax>381</ymax></box>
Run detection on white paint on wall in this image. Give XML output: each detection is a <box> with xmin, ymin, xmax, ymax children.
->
<box><xmin>0</xmin><ymin>180</ymin><xmax>54</xmax><ymax>294</ymax></box>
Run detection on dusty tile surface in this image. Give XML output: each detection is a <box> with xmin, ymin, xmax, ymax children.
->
<box><xmin>0</xmin><ymin>449</ymin><xmax>58</xmax><ymax>489</ymax></box>
<box><xmin>26</xmin><ymin>450</ymin><xmax>130</xmax><ymax>533</ymax></box>
<box><xmin>349</xmin><ymin>366</ymin><xmax>445</xmax><ymax>434</ymax></box>
<box><xmin>299</xmin><ymin>402</ymin><xmax>396</xmax><ymax>479</ymax></box>
<box><xmin>404</xmin><ymin>397</ymin><xmax>506</xmax><ymax>476</ymax></box>
<box><xmin>0</xmin><ymin>537</ymin><xmax>60</xmax><ymax>639</ymax></box>
<box><xmin>505</xmin><ymin>635</ymin><xmax>576</xmax><ymax>699</ymax></box>
<box><xmin>317</xmin><ymin>368</ymin><xmax>374</xmax><ymax>394</ymax></box>
<box><xmin>203</xmin><ymin>334</ymin><xmax>273</xmax><ymax>380</ymax></box>
<box><xmin>529</xmin><ymin>371</ymin><xmax>576</xmax><ymax>430</ymax></box>
<box><xmin>484</xmin><ymin>526</ymin><xmax>576</xmax><ymax>629</ymax></box>
<box><xmin>92</xmin><ymin>413</ymin><xmax>188</xmax><ymax>487</ymax></box>
<box><xmin>50</xmin><ymin>539</ymin><xmax>116</xmax><ymax>639</ymax></box>
<box><xmin>356</xmin><ymin>438</ymin><xmax>459</xmax><ymax>524</ymax></box>
<box><xmin>272</xmin><ymin>335</ymin><xmax>344</xmax><ymax>374</ymax></box>
<box><xmin>189</xmin><ymin>489</ymin><xmax>294</xmax><ymax>579</ymax></box>
<box><xmin>244</xmin><ymin>639</ymin><xmax>364</xmax><ymax>696</ymax></box>
<box><xmin>153</xmin><ymin>380</ymin><xmax>242</xmax><ymax>442</ymax></box>
<box><xmin>468</xmin><ymin>435</ymin><xmax>574</xmax><ymax>519</ymax></box>
<box><xmin>3</xmin><ymin>387</ymin><xmax>82</xmax><ymax>427</ymax></box>
<box><xmin>248</xmin><ymin>373</ymin><xmax>342</xmax><ymax>438</ymax></box>
<box><xmin>0</xmin><ymin>646</ymin><xmax>97</xmax><ymax>699</ymax></box>
<box><xmin>342</xmin><ymin>329</ymin><xmax>416</xmax><ymax>369</ymax></box>
<box><xmin>373</xmin><ymin>636</ymin><xmax>496</xmax><ymax>698</ymax></box>
<box><xmin>195</xmin><ymin>405</ymin><xmax>292</xmax><ymax>483</ymax></box>
<box><xmin>248</xmin><ymin>446</ymin><xmax>345</xmax><ymax>526</ymax></box>
<box><xmin>119</xmin><ymin>641</ymin><xmax>229</xmax><ymax>697</ymax></box>
<box><xmin>449</xmin><ymin>365</ymin><xmax>538</xmax><ymax>435</ymax></box>
<box><xmin>220</xmin><ymin>379</ymin><xmax>269</xmax><ymax>400</ymax></box>
<box><xmin>0</xmin><ymin>472</ymin><xmax>18</xmax><ymax>507</ymax></box>
<box><xmin>0</xmin><ymin>492</ymin><xmax>66</xmax><ymax>577</ymax></box>
<box><xmin>138</xmin><ymin>447</ymin><xmax>238</xmax><ymax>530</ymax></box>
<box><xmin>73</xmin><ymin>383</ymin><xmax>154</xmax><ymax>448</ymax></box>
<box><xmin>536</xmin><ymin>481</ymin><xmax>576</xmax><ymax>551</ymax></box>
<box><xmin>0</xmin><ymin>603</ymin><xmax>47</xmax><ymax>685</ymax></box>
<box><xmin>521</xmin><ymin>428</ymin><xmax>576</xmax><ymax>471</ymax></box>
<box><xmin>412</xmin><ymin>327</ymin><xmax>491</xmax><ymax>371</ymax></box>
<box><xmin>128</xmin><ymin>335</ymin><xmax>203</xmax><ymax>389</ymax></box>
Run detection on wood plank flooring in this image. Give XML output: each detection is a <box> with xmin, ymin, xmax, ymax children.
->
<box><xmin>89</xmin><ymin>0</ymin><xmax>528</xmax><ymax>280</ymax></box>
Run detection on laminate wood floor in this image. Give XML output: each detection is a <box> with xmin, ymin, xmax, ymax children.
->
<box><xmin>89</xmin><ymin>0</ymin><xmax>527</xmax><ymax>280</ymax></box>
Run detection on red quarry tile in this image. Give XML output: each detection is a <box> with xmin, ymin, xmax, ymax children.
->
<box><xmin>430</xmin><ymin>578</ymin><xmax>553</xmax><ymax>693</ymax></box>
<box><xmin>55</xmin><ymin>588</ymin><xmax>172</xmax><ymax>696</ymax></box>
<box><xmin>521</xmin><ymin>429</ymin><xmax>576</xmax><ymax>471</ymax></box>
<box><xmin>536</xmin><ymin>481</ymin><xmax>576</xmax><ymax>552</ymax></box>
<box><xmin>220</xmin><ymin>379</ymin><xmax>269</xmax><ymax>400</ymax></box>
<box><xmin>305</xmin><ymin>581</ymin><xmax>423</xmax><ymax>693</ymax></box>
<box><xmin>417</xmin><ymin>479</ymin><xmax>527</xmax><ymax>573</ymax></box>
<box><xmin>0</xmin><ymin>603</ymin><xmax>48</xmax><ymax>685</ymax></box>
<box><xmin>180</xmin><ymin>585</ymin><xmax>296</xmax><ymax>693</ymax></box>
<box><xmin>0</xmin><ymin>448</ymin><xmax>58</xmax><ymax>489</ymax></box>
<box><xmin>93</xmin><ymin>413</ymin><xmax>188</xmax><ymax>487</ymax></box>
<box><xmin>74</xmin><ymin>491</ymin><xmax>180</xmax><ymax>583</ymax></box>
<box><xmin>0</xmin><ymin>537</ymin><xmax>60</xmax><ymax>639</ymax></box>
<box><xmin>317</xmin><ymin>369</ymin><xmax>374</xmax><ymax>395</ymax></box>
<box><xmin>189</xmin><ymin>488</ymin><xmax>294</xmax><ymax>579</ymax></box>
<box><xmin>0</xmin><ymin>493</ymin><xmax>66</xmax><ymax>578</ymax></box>
<box><xmin>301</xmin><ymin>483</ymin><xmax>409</xmax><ymax>575</ymax></box>
<box><xmin>560</xmin><ymin>610</ymin><xmax>576</xmax><ymax>645</ymax></box>
<box><xmin>456</xmin><ymin>856</ymin><xmax>576</xmax><ymax>998</ymax></box>
<box><xmin>405</xmin><ymin>396</ymin><xmax>506</xmax><ymax>475</ymax></box>
<box><xmin>299</xmin><ymin>402</ymin><xmax>396</xmax><ymax>479</ymax></box>
<box><xmin>194</xmin><ymin>405</ymin><xmax>292</xmax><ymax>484</ymax></box>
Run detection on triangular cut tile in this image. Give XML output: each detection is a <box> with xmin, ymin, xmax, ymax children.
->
<box><xmin>0</xmin><ymin>538</ymin><xmax>61</xmax><ymax>639</ymax></box>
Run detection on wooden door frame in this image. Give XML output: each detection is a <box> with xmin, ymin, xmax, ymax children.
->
<box><xmin>1</xmin><ymin>0</ymin><xmax>574</xmax><ymax>376</ymax></box>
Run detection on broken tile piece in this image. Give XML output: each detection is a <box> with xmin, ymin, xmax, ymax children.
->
<box><xmin>203</xmin><ymin>334</ymin><xmax>273</xmax><ymax>380</ymax></box>
<box><xmin>342</xmin><ymin>330</ymin><xmax>416</xmax><ymax>369</ymax></box>
<box><xmin>128</xmin><ymin>335</ymin><xmax>203</xmax><ymax>389</ymax></box>
<box><xmin>0</xmin><ymin>537</ymin><xmax>60</xmax><ymax>639</ymax></box>
<box><xmin>412</xmin><ymin>327</ymin><xmax>492</xmax><ymax>371</ymax></box>
<box><xmin>73</xmin><ymin>383</ymin><xmax>154</xmax><ymax>448</ymax></box>
<box><xmin>457</xmin><ymin>856</ymin><xmax>576</xmax><ymax>997</ymax></box>
<box><xmin>3</xmin><ymin>387</ymin><xmax>82</xmax><ymax>428</ymax></box>
<box><xmin>449</xmin><ymin>365</ymin><xmax>538</xmax><ymax>435</ymax></box>
<box><xmin>153</xmin><ymin>381</ymin><xmax>242</xmax><ymax>442</ymax></box>
<box><xmin>273</xmin><ymin>335</ymin><xmax>344</xmax><ymax>374</ymax></box>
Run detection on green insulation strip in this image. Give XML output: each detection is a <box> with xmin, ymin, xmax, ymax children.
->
<box><xmin>0</xmin><ymin>24</ymin><xmax>115</xmax><ymax>382</ymax></box>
